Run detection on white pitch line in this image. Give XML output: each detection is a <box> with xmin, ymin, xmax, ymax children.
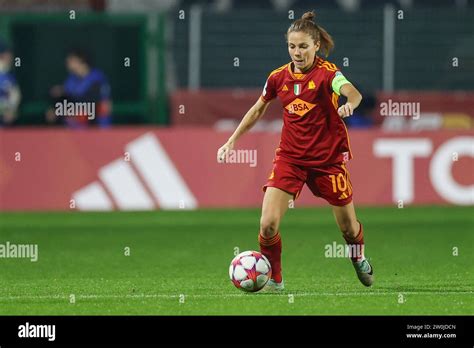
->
<box><xmin>0</xmin><ymin>290</ymin><xmax>472</xmax><ymax>301</ymax></box>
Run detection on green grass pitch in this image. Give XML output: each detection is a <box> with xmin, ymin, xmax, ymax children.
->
<box><xmin>0</xmin><ymin>206</ymin><xmax>472</xmax><ymax>315</ymax></box>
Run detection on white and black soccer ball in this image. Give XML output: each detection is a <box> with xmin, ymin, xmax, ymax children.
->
<box><xmin>229</xmin><ymin>251</ymin><xmax>272</xmax><ymax>292</ymax></box>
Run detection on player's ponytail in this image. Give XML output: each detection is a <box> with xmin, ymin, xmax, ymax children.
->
<box><xmin>287</xmin><ymin>11</ymin><xmax>335</xmax><ymax>57</ymax></box>
<box><xmin>314</xmin><ymin>22</ymin><xmax>334</xmax><ymax>57</ymax></box>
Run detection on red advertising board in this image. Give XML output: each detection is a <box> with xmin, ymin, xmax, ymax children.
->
<box><xmin>170</xmin><ymin>90</ymin><xmax>474</xmax><ymax>127</ymax></box>
<box><xmin>0</xmin><ymin>128</ymin><xmax>472</xmax><ymax>210</ymax></box>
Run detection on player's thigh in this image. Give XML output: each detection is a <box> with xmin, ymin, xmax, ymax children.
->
<box><xmin>261</xmin><ymin>159</ymin><xmax>305</xmax><ymax>232</ymax></box>
<box><xmin>260</xmin><ymin>187</ymin><xmax>293</xmax><ymax>232</ymax></box>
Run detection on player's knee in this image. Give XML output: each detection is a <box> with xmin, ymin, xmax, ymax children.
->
<box><xmin>259</xmin><ymin>216</ymin><xmax>279</xmax><ymax>238</ymax></box>
<box><xmin>338</xmin><ymin>219</ymin><xmax>359</xmax><ymax>239</ymax></box>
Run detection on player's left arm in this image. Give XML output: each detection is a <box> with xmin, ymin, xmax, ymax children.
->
<box><xmin>331</xmin><ymin>72</ymin><xmax>362</xmax><ymax>118</ymax></box>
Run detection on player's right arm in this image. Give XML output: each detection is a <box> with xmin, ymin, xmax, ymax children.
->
<box><xmin>217</xmin><ymin>98</ymin><xmax>271</xmax><ymax>162</ymax></box>
<box><xmin>217</xmin><ymin>73</ymin><xmax>277</xmax><ymax>163</ymax></box>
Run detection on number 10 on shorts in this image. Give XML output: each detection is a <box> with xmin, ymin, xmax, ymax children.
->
<box><xmin>329</xmin><ymin>173</ymin><xmax>348</xmax><ymax>193</ymax></box>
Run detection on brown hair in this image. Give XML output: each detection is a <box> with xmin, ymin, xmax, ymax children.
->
<box><xmin>287</xmin><ymin>11</ymin><xmax>334</xmax><ymax>57</ymax></box>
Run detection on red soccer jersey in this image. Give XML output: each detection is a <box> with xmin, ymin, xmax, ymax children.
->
<box><xmin>260</xmin><ymin>56</ymin><xmax>352</xmax><ymax>167</ymax></box>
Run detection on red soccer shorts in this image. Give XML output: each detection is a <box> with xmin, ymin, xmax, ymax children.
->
<box><xmin>263</xmin><ymin>158</ymin><xmax>353</xmax><ymax>206</ymax></box>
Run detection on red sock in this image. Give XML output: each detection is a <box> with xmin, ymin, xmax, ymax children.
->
<box><xmin>343</xmin><ymin>221</ymin><xmax>365</xmax><ymax>262</ymax></box>
<box><xmin>258</xmin><ymin>231</ymin><xmax>282</xmax><ymax>283</ymax></box>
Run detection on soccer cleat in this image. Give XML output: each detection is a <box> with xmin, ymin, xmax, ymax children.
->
<box><xmin>263</xmin><ymin>278</ymin><xmax>285</xmax><ymax>292</ymax></box>
<box><xmin>352</xmin><ymin>258</ymin><xmax>374</xmax><ymax>287</ymax></box>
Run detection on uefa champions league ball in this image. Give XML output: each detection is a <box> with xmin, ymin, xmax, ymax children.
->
<box><xmin>229</xmin><ymin>251</ymin><xmax>272</xmax><ymax>292</ymax></box>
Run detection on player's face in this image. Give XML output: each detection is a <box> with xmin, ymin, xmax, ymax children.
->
<box><xmin>287</xmin><ymin>31</ymin><xmax>319</xmax><ymax>72</ymax></box>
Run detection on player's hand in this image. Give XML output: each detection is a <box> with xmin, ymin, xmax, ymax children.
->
<box><xmin>338</xmin><ymin>102</ymin><xmax>354</xmax><ymax>118</ymax></box>
<box><xmin>217</xmin><ymin>141</ymin><xmax>234</xmax><ymax>163</ymax></box>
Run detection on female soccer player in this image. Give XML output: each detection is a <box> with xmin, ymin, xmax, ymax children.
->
<box><xmin>217</xmin><ymin>11</ymin><xmax>373</xmax><ymax>289</ymax></box>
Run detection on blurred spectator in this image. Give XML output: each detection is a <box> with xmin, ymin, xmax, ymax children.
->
<box><xmin>46</xmin><ymin>48</ymin><xmax>112</xmax><ymax>128</ymax></box>
<box><xmin>0</xmin><ymin>40</ymin><xmax>21</xmax><ymax>126</ymax></box>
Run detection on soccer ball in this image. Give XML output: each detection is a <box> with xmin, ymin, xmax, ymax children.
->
<box><xmin>229</xmin><ymin>251</ymin><xmax>272</xmax><ymax>292</ymax></box>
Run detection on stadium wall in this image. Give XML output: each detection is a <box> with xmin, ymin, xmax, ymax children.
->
<box><xmin>0</xmin><ymin>128</ymin><xmax>472</xmax><ymax>211</ymax></box>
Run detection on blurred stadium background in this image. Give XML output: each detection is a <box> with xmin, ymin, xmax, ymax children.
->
<box><xmin>0</xmin><ymin>0</ymin><xmax>472</xmax><ymax>210</ymax></box>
